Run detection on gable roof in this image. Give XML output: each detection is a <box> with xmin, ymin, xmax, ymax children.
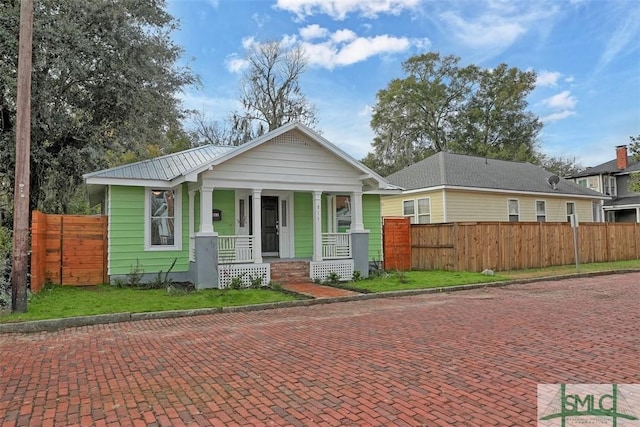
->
<box><xmin>84</xmin><ymin>122</ymin><xmax>398</xmax><ymax>191</ymax></box>
<box><xmin>571</xmin><ymin>158</ymin><xmax>640</xmax><ymax>178</ymax></box>
<box><xmin>386</xmin><ymin>152</ymin><xmax>608</xmax><ymax>199</ymax></box>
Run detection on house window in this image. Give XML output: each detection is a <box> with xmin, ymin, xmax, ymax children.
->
<box><xmin>508</xmin><ymin>199</ymin><xmax>519</xmax><ymax>222</ymax></box>
<box><xmin>577</xmin><ymin>178</ymin><xmax>588</xmax><ymax>187</ymax></box>
<box><xmin>146</xmin><ymin>187</ymin><xmax>181</xmax><ymax>250</ymax></box>
<box><xmin>403</xmin><ymin>200</ymin><xmax>416</xmax><ymax>224</ymax></box>
<box><xmin>336</xmin><ymin>196</ymin><xmax>351</xmax><ymax>230</ymax></box>
<box><xmin>603</xmin><ymin>176</ymin><xmax>617</xmax><ymax>196</ymax></box>
<box><xmin>566</xmin><ymin>202</ymin><xmax>575</xmax><ymax>223</ymax></box>
<box><xmin>417</xmin><ymin>198</ymin><xmax>431</xmax><ymax>224</ymax></box>
<box><xmin>536</xmin><ymin>200</ymin><xmax>546</xmax><ymax>222</ymax></box>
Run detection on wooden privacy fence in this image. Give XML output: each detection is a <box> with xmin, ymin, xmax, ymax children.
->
<box><xmin>31</xmin><ymin>211</ymin><xmax>108</xmax><ymax>292</ymax></box>
<box><xmin>382</xmin><ymin>219</ymin><xmax>640</xmax><ymax>272</ymax></box>
<box><xmin>382</xmin><ymin>217</ymin><xmax>412</xmax><ymax>271</ymax></box>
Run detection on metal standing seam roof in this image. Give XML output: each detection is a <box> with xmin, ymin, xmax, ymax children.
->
<box><xmin>385</xmin><ymin>152</ymin><xmax>607</xmax><ymax>198</ymax></box>
<box><xmin>83</xmin><ymin>144</ymin><xmax>238</xmax><ymax>181</ymax></box>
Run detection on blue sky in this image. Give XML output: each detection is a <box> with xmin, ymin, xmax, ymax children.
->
<box><xmin>167</xmin><ymin>0</ymin><xmax>640</xmax><ymax>168</ymax></box>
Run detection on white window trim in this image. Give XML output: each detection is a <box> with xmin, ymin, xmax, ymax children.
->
<box><xmin>535</xmin><ymin>200</ymin><xmax>547</xmax><ymax>222</ymax></box>
<box><xmin>507</xmin><ymin>199</ymin><xmax>520</xmax><ymax>222</ymax></box>
<box><xmin>144</xmin><ymin>186</ymin><xmax>183</xmax><ymax>251</ymax></box>
<box><xmin>609</xmin><ymin>176</ymin><xmax>617</xmax><ymax>196</ymax></box>
<box><xmin>566</xmin><ymin>201</ymin><xmax>576</xmax><ymax>222</ymax></box>
<box><xmin>402</xmin><ymin>199</ymin><xmax>416</xmax><ymax>224</ymax></box>
<box><xmin>416</xmin><ymin>197</ymin><xmax>431</xmax><ymax>224</ymax></box>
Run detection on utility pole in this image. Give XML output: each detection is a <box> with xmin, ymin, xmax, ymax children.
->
<box><xmin>12</xmin><ymin>0</ymin><xmax>34</xmax><ymax>313</ymax></box>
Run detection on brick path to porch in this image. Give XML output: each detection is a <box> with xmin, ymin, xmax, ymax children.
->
<box><xmin>280</xmin><ymin>282</ymin><xmax>361</xmax><ymax>298</ymax></box>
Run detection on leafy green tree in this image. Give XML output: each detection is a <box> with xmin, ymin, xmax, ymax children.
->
<box><xmin>232</xmin><ymin>40</ymin><xmax>318</xmax><ymax>142</ymax></box>
<box><xmin>0</xmin><ymin>0</ymin><xmax>197</xmax><ymax>215</ymax></box>
<box><xmin>536</xmin><ymin>154</ymin><xmax>583</xmax><ymax>177</ymax></box>
<box><xmin>626</xmin><ymin>134</ymin><xmax>640</xmax><ymax>193</ymax></box>
<box><xmin>367</xmin><ymin>52</ymin><xmax>543</xmax><ymax>175</ymax></box>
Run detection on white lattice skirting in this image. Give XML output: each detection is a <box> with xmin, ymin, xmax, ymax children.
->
<box><xmin>310</xmin><ymin>260</ymin><xmax>354</xmax><ymax>282</ymax></box>
<box><xmin>218</xmin><ymin>263</ymin><xmax>271</xmax><ymax>288</ymax></box>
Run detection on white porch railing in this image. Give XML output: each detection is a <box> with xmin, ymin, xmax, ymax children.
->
<box><xmin>218</xmin><ymin>235</ymin><xmax>254</xmax><ymax>263</ymax></box>
<box><xmin>322</xmin><ymin>233</ymin><xmax>351</xmax><ymax>259</ymax></box>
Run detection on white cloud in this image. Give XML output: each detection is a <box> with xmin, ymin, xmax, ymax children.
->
<box><xmin>299</xmin><ymin>24</ymin><xmax>328</xmax><ymax>40</ymax></box>
<box><xmin>331</xmin><ymin>29</ymin><xmax>358</xmax><ymax>43</ymax></box>
<box><xmin>543</xmin><ymin>90</ymin><xmax>577</xmax><ymax>110</ymax></box>
<box><xmin>541</xmin><ymin>110</ymin><xmax>576</xmax><ymax>123</ymax></box>
<box><xmin>207</xmin><ymin>0</ymin><xmax>219</xmax><ymax>8</ymax></box>
<box><xmin>251</xmin><ymin>12</ymin><xmax>270</xmax><ymax>28</ymax></box>
<box><xmin>536</xmin><ymin>70</ymin><xmax>561</xmax><ymax>87</ymax></box>
<box><xmin>302</xmin><ymin>33</ymin><xmax>411</xmax><ymax>69</ymax></box>
<box><xmin>275</xmin><ymin>0</ymin><xmax>421</xmax><ymax>20</ymax></box>
<box><xmin>439</xmin><ymin>11</ymin><xmax>525</xmax><ymax>50</ymax></box>
<box><xmin>357</xmin><ymin>104</ymin><xmax>373</xmax><ymax>118</ymax></box>
<box><xmin>225</xmin><ymin>54</ymin><xmax>248</xmax><ymax>73</ymax></box>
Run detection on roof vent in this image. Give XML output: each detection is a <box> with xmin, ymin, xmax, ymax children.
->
<box><xmin>548</xmin><ymin>174</ymin><xmax>560</xmax><ymax>190</ymax></box>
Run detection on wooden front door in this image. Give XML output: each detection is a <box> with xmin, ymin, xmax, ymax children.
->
<box><xmin>261</xmin><ymin>196</ymin><xmax>279</xmax><ymax>255</ymax></box>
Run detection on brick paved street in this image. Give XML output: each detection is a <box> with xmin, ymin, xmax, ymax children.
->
<box><xmin>1</xmin><ymin>273</ymin><xmax>639</xmax><ymax>426</ymax></box>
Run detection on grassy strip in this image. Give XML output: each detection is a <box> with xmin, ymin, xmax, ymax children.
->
<box><xmin>501</xmin><ymin>259</ymin><xmax>640</xmax><ymax>280</ymax></box>
<box><xmin>0</xmin><ymin>285</ymin><xmax>300</xmax><ymax>323</ymax></box>
<box><xmin>346</xmin><ymin>270</ymin><xmax>509</xmax><ymax>293</ymax></box>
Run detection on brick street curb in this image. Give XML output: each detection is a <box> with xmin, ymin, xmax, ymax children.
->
<box><xmin>1</xmin><ymin>269</ymin><xmax>638</xmax><ymax>334</ymax></box>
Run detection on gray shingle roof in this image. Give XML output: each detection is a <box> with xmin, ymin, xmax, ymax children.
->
<box><xmin>571</xmin><ymin>158</ymin><xmax>640</xmax><ymax>177</ymax></box>
<box><xmin>84</xmin><ymin>145</ymin><xmax>237</xmax><ymax>181</ymax></box>
<box><xmin>386</xmin><ymin>152</ymin><xmax>606</xmax><ymax>198</ymax></box>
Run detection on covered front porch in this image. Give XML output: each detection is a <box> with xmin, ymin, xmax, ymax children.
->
<box><xmin>188</xmin><ymin>186</ymin><xmax>371</xmax><ymax>288</ymax></box>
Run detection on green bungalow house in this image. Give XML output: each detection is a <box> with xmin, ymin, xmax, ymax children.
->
<box><xmin>84</xmin><ymin>122</ymin><xmax>399</xmax><ymax>288</ymax></box>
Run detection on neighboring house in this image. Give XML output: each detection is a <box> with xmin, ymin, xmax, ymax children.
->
<box><xmin>84</xmin><ymin>123</ymin><xmax>399</xmax><ymax>289</ymax></box>
<box><xmin>569</xmin><ymin>145</ymin><xmax>640</xmax><ymax>223</ymax></box>
<box><xmin>381</xmin><ymin>152</ymin><xmax>608</xmax><ymax>223</ymax></box>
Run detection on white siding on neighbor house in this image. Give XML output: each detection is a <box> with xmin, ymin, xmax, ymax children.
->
<box><xmin>445</xmin><ymin>190</ymin><xmax>596</xmax><ymax>222</ymax></box>
<box><xmin>203</xmin><ymin>130</ymin><xmax>362</xmax><ymax>192</ymax></box>
<box><xmin>381</xmin><ymin>190</ymin><xmax>444</xmax><ymax>222</ymax></box>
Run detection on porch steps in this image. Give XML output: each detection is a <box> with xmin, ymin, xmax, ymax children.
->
<box><xmin>269</xmin><ymin>261</ymin><xmax>310</xmax><ymax>285</ymax></box>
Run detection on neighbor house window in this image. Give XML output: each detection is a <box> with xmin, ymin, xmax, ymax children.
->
<box><xmin>566</xmin><ymin>202</ymin><xmax>576</xmax><ymax>223</ymax></box>
<box><xmin>403</xmin><ymin>200</ymin><xmax>416</xmax><ymax>224</ymax></box>
<box><xmin>603</xmin><ymin>176</ymin><xmax>617</xmax><ymax>196</ymax></box>
<box><xmin>536</xmin><ymin>200</ymin><xmax>546</xmax><ymax>222</ymax></box>
<box><xmin>417</xmin><ymin>198</ymin><xmax>431</xmax><ymax>224</ymax></box>
<box><xmin>577</xmin><ymin>178</ymin><xmax>588</xmax><ymax>187</ymax></box>
<box><xmin>146</xmin><ymin>187</ymin><xmax>181</xmax><ymax>250</ymax></box>
<box><xmin>508</xmin><ymin>199</ymin><xmax>519</xmax><ymax>222</ymax></box>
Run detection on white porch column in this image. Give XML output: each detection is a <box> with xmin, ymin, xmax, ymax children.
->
<box><xmin>350</xmin><ymin>191</ymin><xmax>365</xmax><ymax>231</ymax></box>
<box><xmin>199</xmin><ymin>186</ymin><xmax>214</xmax><ymax>234</ymax></box>
<box><xmin>252</xmin><ymin>189</ymin><xmax>263</xmax><ymax>263</ymax></box>
<box><xmin>312</xmin><ymin>191</ymin><xmax>323</xmax><ymax>261</ymax></box>
<box><xmin>188</xmin><ymin>190</ymin><xmax>195</xmax><ymax>261</ymax></box>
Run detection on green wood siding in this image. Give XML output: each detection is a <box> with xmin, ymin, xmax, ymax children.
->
<box><xmin>109</xmin><ymin>185</ymin><xmax>189</xmax><ymax>275</ymax></box>
<box><xmin>213</xmin><ymin>190</ymin><xmax>235</xmax><ymax>235</ymax></box>
<box><xmin>363</xmin><ymin>194</ymin><xmax>382</xmax><ymax>261</ymax></box>
<box><xmin>294</xmin><ymin>192</ymin><xmax>313</xmax><ymax>257</ymax></box>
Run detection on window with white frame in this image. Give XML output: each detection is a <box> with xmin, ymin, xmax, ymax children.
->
<box><xmin>403</xmin><ymin>200</ymin><xmax>416</xmax><ymax>224</ymax></box>
<box><xmin>566</xmin><ymin>202</ymin><xmax>575</xmax><ymax>223</ymax></box>
<box><xmin>508</xmin><ymin>199</ymin><xmax>519</xmax><ymax>222</ymax></box>
<box><xmin>577</xmin><ymin>178</ymin><xmax>588</xmax><ymax>187</ymax></box>
<box><xmin>147</xmin><ymin>188</ymin><xmax>181</xmax><ymax>249</ymax></box>
<box><xmin>603</xmin><ymin>176</ymin><xmax>617</xmax><ymax>196</ymax></box>
<box><xmin>536</xmin><ymin>200</ymin><xmax>546</xmax><ymax>222</ymax></box>
<box><xmin>417</xmin><ymin>198</ymin><xmax>431</xmax><ymax>224</ymax></box>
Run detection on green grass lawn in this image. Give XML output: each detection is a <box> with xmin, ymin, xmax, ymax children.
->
<box><xmin>346</xmin><ymin>270</ymin><xmax>509</xmax><ymax>293</ymax></box>
<box><xmin>0</xmin><ymin>285</ymin><xmax>301</xmax><ymax>323</ymax></box>
<box><xmin>2</xmin><ymin>260</ymin><xmax>638</xmax><ymax>323</ymax></box>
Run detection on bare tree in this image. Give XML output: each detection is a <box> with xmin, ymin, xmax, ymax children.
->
<box><xmin>233</xmin><ymin>41</ymin><xmax>318</xmax><ymax>142</ymax></box>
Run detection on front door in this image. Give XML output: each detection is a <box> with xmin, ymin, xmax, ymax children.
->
<box><xmin>261</xmin><ymin>196</ymin><xmax>279</xmax><ymax>256</ymax></box>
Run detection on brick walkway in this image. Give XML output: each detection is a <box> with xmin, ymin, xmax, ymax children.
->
<box><xmin>281</xmin><ymin>282</ymin><xmax>360</xmax><ymax>298</ymax></box>
<box><xmin>1</xmin><ymin>273</ymin><xmax>639</xmax><ymax>426</ymax></box>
